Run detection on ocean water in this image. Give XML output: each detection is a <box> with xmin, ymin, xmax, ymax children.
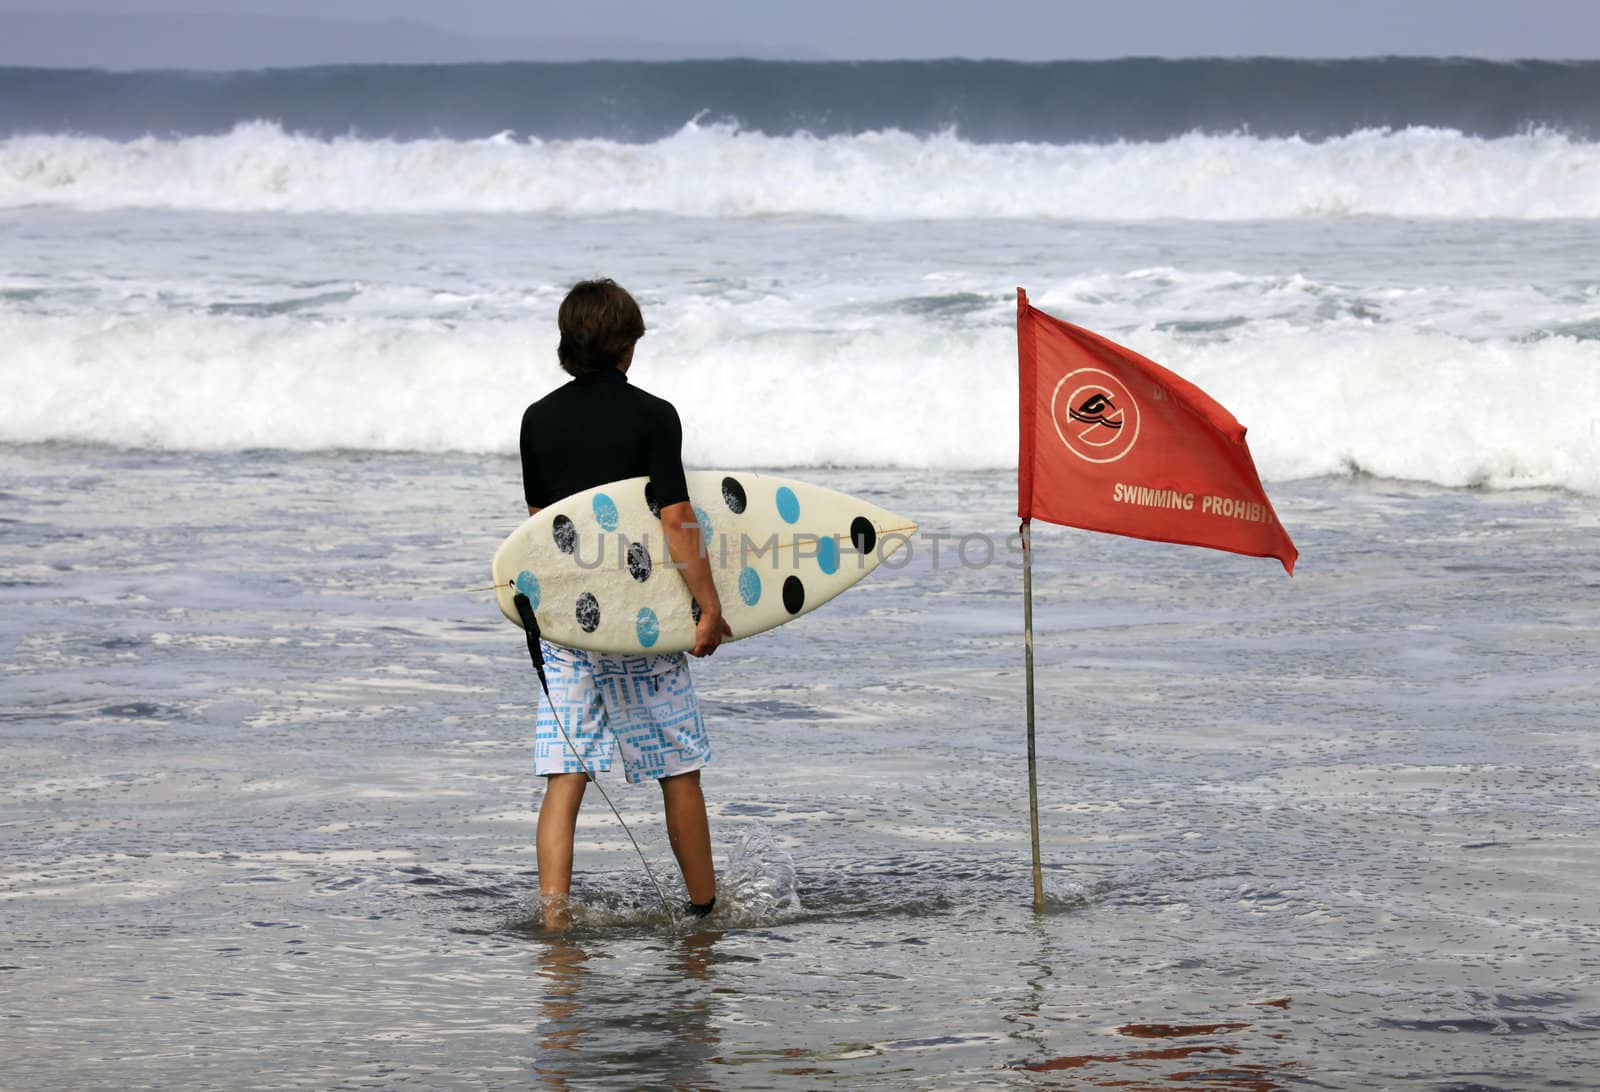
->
<box><xmin>3</xmin><ymin>59</ymin><xmax>1599</xmax><ymax>1089</ymax></box>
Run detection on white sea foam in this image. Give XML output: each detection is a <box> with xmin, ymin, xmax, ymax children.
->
<box><xmin>4</xmin><ymin>309</ymin><xmax>1595</xmax><ymax>494</ymax></box>
<box><xmin>5</xmin><ymin>121</ymin><xmax>1600</xmax><ymax>220</ymax></box>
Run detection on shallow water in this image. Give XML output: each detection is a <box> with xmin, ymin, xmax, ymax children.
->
<box><xmin>2</xmin><ymin>445</ymin><xmax>1598</xmax><ymax>1088</ymax></box>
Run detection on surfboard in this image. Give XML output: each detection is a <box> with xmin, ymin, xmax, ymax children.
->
<box><xmin>492</xmin><ymin>471</ymin><xmax>917</xmax><ymax>654</ymax></box>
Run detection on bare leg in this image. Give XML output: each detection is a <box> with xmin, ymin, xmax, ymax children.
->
<box><xmin>537</xmin><ymin>772</ymin><xmax>588</xmax><ymax>929</ymax></box>
<box><xmin>660</xmin><ymin>770</ymin><xmax>716</xmax><ymax>906</ymax></box>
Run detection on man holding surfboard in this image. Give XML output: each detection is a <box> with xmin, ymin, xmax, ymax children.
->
<box><xmin>520</xmin><ymin>279</ymin><xmax>730</xmax><ymax>929</ymax></box>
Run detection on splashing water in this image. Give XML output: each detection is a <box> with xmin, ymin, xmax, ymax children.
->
<box><xmin>715</xmin><ymin>828</ymin><xmax>803</xmax><ymax>923</ymax></box>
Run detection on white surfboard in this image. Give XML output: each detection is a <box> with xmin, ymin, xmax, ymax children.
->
<box><xmin>492</xmin><ymin>471</ymin><xmax>916</xmax><ymax>654</ymax></box>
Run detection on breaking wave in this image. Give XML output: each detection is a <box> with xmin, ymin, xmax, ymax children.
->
<box><xmin>5</xmin><ymin>121</ymin><xmax>1600</xmax><ymax>220</ymax></box>
<box><xmin>3</xmin><ymin>308</ymin><xmax>1596</xmax><ymax>494</ymax></box>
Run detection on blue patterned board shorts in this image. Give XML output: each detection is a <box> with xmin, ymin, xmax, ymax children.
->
<box><xmin>534</xmin><ymin>641</ymin><xmax>710</xmax><ymax>784</ymax></box>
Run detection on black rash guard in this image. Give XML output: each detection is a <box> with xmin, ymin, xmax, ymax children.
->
<box><xmin>520</xmin><ymin>368</ymin><xmax>691</xmax><ymax>511</ymax></box>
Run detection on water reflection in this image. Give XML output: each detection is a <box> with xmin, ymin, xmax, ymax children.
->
<box><xmin>1008</xmin><ymin>1009</ymin><xmax>1305</xmax><ymax>1091</ymax></box>
<box><xmin>533</xmin><ymin>929</ymin><xmax>724</xmax><ymax>1090</ymax></box>
<box><xmin>534</xmin><ymin>940</ymin><xmax>590</xmax><ymax>1084</ymax></box>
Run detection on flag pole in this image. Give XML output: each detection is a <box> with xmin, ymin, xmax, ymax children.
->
<box><xmin>1021</xmin><ymin>518</ymin><xmax>1044</xmax><ymax>911</ymax></box>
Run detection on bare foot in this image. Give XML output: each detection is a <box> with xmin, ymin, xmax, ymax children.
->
<box><xmin>540</xmin><ymin>892</ymin><xmax>573</xmax><ymax>932</ymax></box>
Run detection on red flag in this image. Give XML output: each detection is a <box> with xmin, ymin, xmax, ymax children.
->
<box><xmin>1017</xmin><ymin>288</ymin><xmax>1297</xmax><ymax>573</ymax></box>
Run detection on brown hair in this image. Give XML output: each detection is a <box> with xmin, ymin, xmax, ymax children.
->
<box><xmin>557</xmin><ymin>279</ymin><xmax>646</xmax><ymax>377</ymax></box>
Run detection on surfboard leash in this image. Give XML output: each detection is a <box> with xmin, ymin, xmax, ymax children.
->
<box><xmin>510</xmin><ymin>593</ymin><xmax>678</xmax><ymax>921</ymax></box>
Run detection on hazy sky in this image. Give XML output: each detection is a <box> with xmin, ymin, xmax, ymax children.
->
<box><xmin>7</xmin><ymin>0</ymin><xmax>1600</xmax><ymax>62</ymax></box>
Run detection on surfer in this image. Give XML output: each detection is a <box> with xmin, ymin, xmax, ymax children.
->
<box><xmin>520</xmin><ymin>278</ymin><xmax>731</xmax><ymax>930</ymax></box>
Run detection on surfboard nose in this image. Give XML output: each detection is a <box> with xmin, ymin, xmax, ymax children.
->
<box><xmin>846</xmin><ymin>502</ymin><xmax>917</xmax><ymax>560</ymax></box>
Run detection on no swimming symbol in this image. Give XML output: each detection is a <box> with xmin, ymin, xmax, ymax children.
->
<box><xmin>1050</xmin><ymin>367</ymin><xmax>1141</xmax><ymax>464</ymax></box>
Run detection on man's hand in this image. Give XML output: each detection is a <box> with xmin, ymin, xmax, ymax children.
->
<box><xmin>691</xmin><ymin>607</ymin><xmax>733</xmax><ymax>658</ymax></box>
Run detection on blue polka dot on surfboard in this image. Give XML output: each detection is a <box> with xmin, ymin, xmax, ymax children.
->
<box><xmin>515</xmin><ymin>569</ymin><xmax>541</xmax><ymax>608</ymax></box>
<box><xmin>816</xmin><ymin>536</ymin><xmax>839</xmax><ymax>574</ymax></box>
<box><xmin>738</xmin><ymin>566</ymin><xmax>761</xmax><ymax>606</ymax></box>
<box><xmin>636</xmin><ymin>607</ymin><xmax>660</xmax><ymax>648</ymax></box>
<box><xmin>776</xmin><ymin>486</ymin><xmax>800</xmax><ymax>524</ymax></box>
<box><xmin>593</xmin><ymin>493</ymin><xmax>619</xmax><ymax>532</ymax></box>
<box><xmin>692</xmin><ymin>504</ymin><xmax>712</xmax><ymax>547</ymax></box>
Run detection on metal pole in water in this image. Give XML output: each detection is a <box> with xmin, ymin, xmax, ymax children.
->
<box><xmin>1022</xmin><ymin>519</ymin><xmax>1044</xmax><ymax>911</ymax></box>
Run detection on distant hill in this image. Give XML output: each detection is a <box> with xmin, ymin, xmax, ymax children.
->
<box><xmin>0</xmin><ymin>9</ymin><xmax>824</xmax><ymax>69</ymax></box>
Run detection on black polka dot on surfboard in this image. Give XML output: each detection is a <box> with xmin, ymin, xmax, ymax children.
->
<box><xmin>552</xmin><ymin>514</ymin><xmax>577</xmax><ymax>554</ymax></box>
<box><xmin>575</xmin><ymin>592</ymin><xmax>601</xmax><ymax>633</ymax></box>
<box><xmin>850</xmin><ymin>516</ymin><xmax>876</xmax><ymax>554</ymax></box>
<box><xmin>690</xmin><ymin>597</ymin><xmax>702</xmax><ymax>623</ymax></box>
<box><xmin>782</xmin><ymin>576</ymin><xmax>805</xmax><ymax>614</ymax></box>
<box><xmin>644</xmin><ymin>482</ymin><xmax>661</xmax><ymax>518</ymax></box>
<box><xmin>720</xmin><ymin>476</ymin><xmax>747</xmax><ymax>514</ymax></box>
<box><xmin>626</xmin><ymin>539</ymin><xmax>652</xmax><ymax>582</ymax></box>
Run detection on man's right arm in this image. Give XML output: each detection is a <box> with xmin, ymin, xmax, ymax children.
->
<box><xmin>659</xmin><ymin>500</ymin><xmax>731</xmax><ymax>657</ymax></box>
